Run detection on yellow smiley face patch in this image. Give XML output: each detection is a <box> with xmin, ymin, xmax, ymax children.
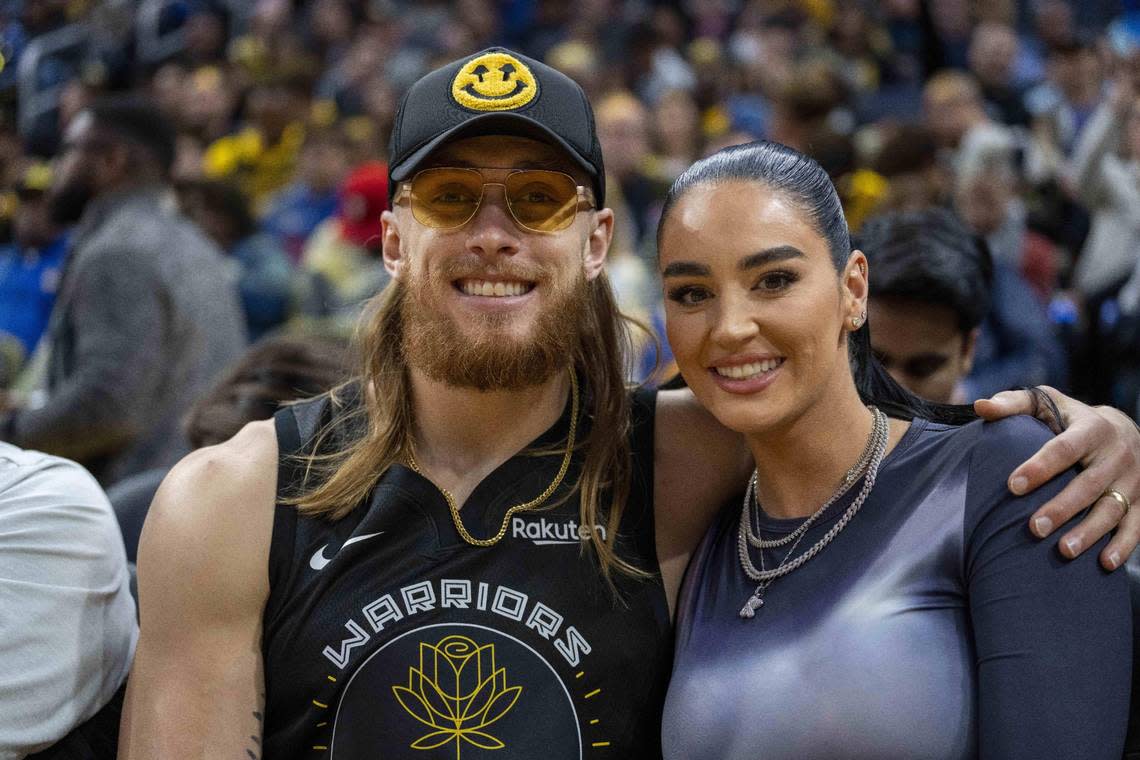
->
<box><xmin>451</xmin><ymin>52</ymin><xmax>538</xmax><ymax>111</ymax></box>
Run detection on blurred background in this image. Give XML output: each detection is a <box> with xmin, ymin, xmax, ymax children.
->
<box><xmin>1</xmin><ymin>0</ymin><xmax>1139</xmax><ymax>425</ymax></box>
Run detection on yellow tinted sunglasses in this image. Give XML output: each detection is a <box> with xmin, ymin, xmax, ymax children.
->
<box><xmin>394</xmin><ymin>167</ymin><xmax>596</xmax><ymax>233</ymax></box>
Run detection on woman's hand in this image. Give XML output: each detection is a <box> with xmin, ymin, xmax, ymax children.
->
<box><xmin>974</xmin><ymin>386</ymin><xmax>1140</xmax><ymax>570</ymax></box>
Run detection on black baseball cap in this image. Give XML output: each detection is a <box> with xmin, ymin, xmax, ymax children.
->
<box><xmin>388</xmin><ymin>47</ymin><xmax>606</xmax><ymax>206</ymax></box>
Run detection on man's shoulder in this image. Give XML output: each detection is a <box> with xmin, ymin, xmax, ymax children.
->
<box><xmin>0</xmin><ymin>442</ymin><xmax>106</xmax><ymax>510</ymax></box>
<box><xmin>139</xmin><ymin>421</ymin><xmax>278</xmax><ymax>606</ymax></box>
<box><xmin>160</xmin><ymin>420</ymin><xmax>279</xmax><ymax>511</ymax></box>
<box><xmin>0</xmin><ymin>443</ymin><xmax>128</xmax><ymax>588</ymax></box>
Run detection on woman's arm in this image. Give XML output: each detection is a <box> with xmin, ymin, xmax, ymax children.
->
<box><xmin>966</xmin><ymin>416</ymin><xmax>1131</xmax><ymax>758</ymax></box>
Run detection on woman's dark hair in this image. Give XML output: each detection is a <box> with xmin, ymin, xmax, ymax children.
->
<box><xmin>658</xmin><ymin>140</ymin><xmax>976</xmax><ymax>425</ymax></box>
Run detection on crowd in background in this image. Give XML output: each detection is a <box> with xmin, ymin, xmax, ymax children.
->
<box><xmin>1</xmin><ymin>0</ymin><xmax>1139</xmax><ymax>483</ymax></box>
<box><xmin>0</xmin><ymin>1</ymin><xmax>1139</xmax><ymax>755</ymax></box>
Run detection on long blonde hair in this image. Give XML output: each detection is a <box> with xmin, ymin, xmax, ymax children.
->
<box><xmin>285</xmin><ymin>272</ymin><xmax>650</xmax><ymax>581</ymax></box>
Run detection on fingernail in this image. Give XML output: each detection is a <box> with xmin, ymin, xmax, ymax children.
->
<box><xmin>1108</xmin><ymin>551</ymin><xmax>1121</xmax><ymax>569</ymax></box>
<box><xmin>1033</xmin><ymin>516</ymin><xmax>1053</xmax><ymax>536</ymax></box>
<box><xmin>1064</xmin><ymin>536</ymin><xmax>1083</xmax><ymax>556</ymax></box>
<box><xmin>1010</xmin><ymin>476</ymin><xmax>1028</xmax><ymax>494</ymax></box>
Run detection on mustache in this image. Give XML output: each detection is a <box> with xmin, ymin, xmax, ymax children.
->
<box><xmin>437</xmin><ymin>257</ymin><xmax>551</xmax><ymax>283</ymax></box>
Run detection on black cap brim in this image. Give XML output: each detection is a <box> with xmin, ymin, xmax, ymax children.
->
<box><xmin>389</xmin><ymin>112</ymin><xmax>600</xmax><ymax>198</ymax></box>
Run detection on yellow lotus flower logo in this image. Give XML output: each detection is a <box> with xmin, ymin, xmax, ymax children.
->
<box><xmin>392</xmin><ymin>634</ymin><xmax>523</xmax><ymax>757</ymax></box>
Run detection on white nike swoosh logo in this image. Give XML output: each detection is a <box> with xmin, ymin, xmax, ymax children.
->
<box><xmin>309</xmin><ymin>532</ymin><xmax>385</xmax><ymax>571</ymax></box>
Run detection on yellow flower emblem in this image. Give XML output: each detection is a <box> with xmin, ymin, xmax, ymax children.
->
<box><xmin>392</xmin><ymin>634</ymin><xmax>523</xmax><ymax>756</ymax></box>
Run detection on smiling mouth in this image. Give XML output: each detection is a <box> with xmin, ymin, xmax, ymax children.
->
<box><xmin>713</xmin><ymin>357</ymin><xmax>784</xmax><ymax>380</ymax></box>
<box><xmin>456</xmin><ymin>278</ymin><xmax>536</xmax><ymax>297</ymax></box>
<box><xmin>464</xmin><ymin>81</ymin><xmax>528</xmax><ymax>100</ymax></box>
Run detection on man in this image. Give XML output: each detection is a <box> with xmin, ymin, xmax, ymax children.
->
<box><xmin>0</xmin><ymin>442</ymin><xmax>136</xmax><ymax>759</ymax></box>
<box><xmin>121</xmin><ymin>49</ymin><xmax>1140</xmax><ymax>759</ymax></box>
<box><xmin>0</xmin><ymin>96</ymin><xmax>246</xmax><ymax>486</ymax></box>
<box><xmin>858</xmin><ymin>207</ymin><xmax>1062</xmax><ymax>403</ymax></box>
<box><xmin>0</xmin><ymin>163</ymin><xmax>68</xmax><ymax>386</ymax></box>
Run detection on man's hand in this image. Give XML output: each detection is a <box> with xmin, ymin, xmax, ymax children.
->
<box><xmin>975</xmin><ymin>386</ymin><xmax>1140</xmax><ymax>571</ymax></box>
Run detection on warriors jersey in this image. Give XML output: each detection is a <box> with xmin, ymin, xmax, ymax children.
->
<box><xmin>261</xmin><ymin>386</ymin><xmax>672</xmax><ymax>759</ymax></box>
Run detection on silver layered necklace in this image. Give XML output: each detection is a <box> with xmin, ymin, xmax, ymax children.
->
<box><xmin>737</xmin><ymin>407</ymin><xmax>889</xmax><ymax>619</ymax></box>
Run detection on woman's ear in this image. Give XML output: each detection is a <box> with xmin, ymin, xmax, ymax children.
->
<box><xmin>844</xmin><ymin>250</ymin><xmax>870</xmax><ymax>328</ymax></box>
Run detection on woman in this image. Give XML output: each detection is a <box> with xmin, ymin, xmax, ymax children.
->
<box><xmin>656</xmin><ymin>141</ymin><xmax>1131</xmax><ymax>758</ymax></box>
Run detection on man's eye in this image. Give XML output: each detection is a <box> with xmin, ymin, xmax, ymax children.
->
<box><xmin>433</xmin><ymin>191</ymin><xmax>475</xmax><ymax>204</ymax></box>
<box><xmin>903</xmin><ymin>355</ymin><xmax>950</xmax><ymax>379</ymax></box>
<box><xmin>512</xmin><ymin>185</ymin><xmax>559</xmax><ymax>204</ymax></box>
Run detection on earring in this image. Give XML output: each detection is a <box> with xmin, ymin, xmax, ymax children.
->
<box><xmin>851</xmin><ymin>313</ymin><xmax>865</xmax><ymax>329</ymax></box>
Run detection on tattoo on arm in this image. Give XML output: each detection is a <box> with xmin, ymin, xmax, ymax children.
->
<box><xmin>246</xmin><ymin>694</ymin><xmax>265</xmax><ymax>760</ymax></box>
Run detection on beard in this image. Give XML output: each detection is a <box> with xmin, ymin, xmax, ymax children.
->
<box><xmin>48</xmin><ymin>177</ymin><xmax>97</xmax><ymax>225</ymax></box>
<box><xmin>400</xmin><ymin>259</ymin><xmax>588</xmax><ymax>391</ymax></box>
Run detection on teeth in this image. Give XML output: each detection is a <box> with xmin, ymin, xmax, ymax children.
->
<box><xmin>460</xmin><ymin>280</ymin><xmax>531</xmax><ymax>297</ymax></box>
<box><xmin>714</xmin><ymin>358</ymin><xmax>783</xmax><ymax>379</ymax></box>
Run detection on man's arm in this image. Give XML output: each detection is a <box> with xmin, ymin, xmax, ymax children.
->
<box><xmin>117</xmin><ymin>420</ymin><xmax>277</xmax><ymax>759</ymax></box>
<box><xmin>654</xmin><ymin>388</ymin><xmax>752</xmax><ymax>616</ymax></box>
<box><xmin>975</xmin><ymin>387</ymin><xmax>1140</xmax><ymax>570</ymax></box>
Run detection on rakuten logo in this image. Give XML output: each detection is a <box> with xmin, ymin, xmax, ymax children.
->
<box><xmin>511</xmin><ymin>516</ymin><xmax>608</xmax><ymax>545</ymax></box>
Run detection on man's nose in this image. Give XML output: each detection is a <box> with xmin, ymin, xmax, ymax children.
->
<box><xmin>465</xmin><ymin>185</ymin><xmax>521</xmax><ymax>258</ymax></box>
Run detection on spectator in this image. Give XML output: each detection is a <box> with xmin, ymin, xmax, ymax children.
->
<box><xmin>0</xmin><ymin>96</ymin><xmax>246</xmax><ymax>486</ymax></box>
<box><xmin>203</xmin><ymin>69</ymin><xmax>314</xmax><ymax>209</ymax></box>
<box><xmin>954</xmin><ymin>122</ymin><xmax>1058</xmax><ymax>299</ymax></box>
<box><xmin>594</xmin><ymin>91</ymin><xmax>667</xmax><ymax>259</ymax></box>
<box><xmin>296</xmin><ymin>161</ymin><xmax>390</xmax><ymax>334</ymax></box>
<box><xmin>260</xmin><ymin>126</ymin><xmax>350</xmax><ymax>262</ymax></box>
<box><xmin>923</xmin><ymin>70</ymin><xmax>991</xmax><ymax>151</ymax></box>
<box><xmin>860</xmin><ymin>207</ymin><xmax>1062</xmax><ymax>402</ymax></box>
<box><xmin>968</xmin><ymin>20</ymin><xmax>1031</xmax><ymax>126</ymax></box>
<box><xmin>178</xmin><ymin>179</ymin><xmax>294</xmax><ymax>341</ymax></box>
<box><xmin>0</xmin><ymin>441</ymin><xmax>136</xmax><ymax>759</ymax></box>
<box><xmin>1068</xmin><ymin>68</ymin><xmax>1140</xmax><ymax>303</ymax></box>
<box><xmin>871</xmin><ymin>124</ymin><xmax>948</xmax><ymax>213</ymax></box>
<box><xmin>0</xmin><ymin>163</ymin><xmax>67</xmax><ymax>386</ymax></box>
<box><xmin>1027</xmin><ymin>38</ymin><xmax>1104</xmax><ymax>157</ymax></box>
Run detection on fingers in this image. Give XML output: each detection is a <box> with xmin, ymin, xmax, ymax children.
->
<box><xmin>974</xmin><ymin>390</ymin><xmax>1035</xmax><ymax>420</ymax></box>
<box><xmin>1034</xmin><ymin>458</ymin><xmax>1140</xmax><ymax>571</ymax></box>
<box><xmin>1100</xmin><ymin>501</ymin><xmax>1140</xmax><ymax>570</ymax></box>
<box><xmin>1009</xmin><ymin>418</ymin><xmax>1106</xmax><ymax>495</ymax></box>
<box><xmin>1027</xmin><ymin>456</ymin><xmax>1115</xmax><ymax>537</ymax></box>
<box><xmin>1052</xmin><ymin>497</ymin><xmax>1125</xmax><ymax>562</ymax></box>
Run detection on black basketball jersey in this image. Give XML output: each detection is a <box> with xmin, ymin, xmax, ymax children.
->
<box><xmin>261</xmin><ymin>386</ymin><xmax>672</xmax><ymax>759</ymax></box>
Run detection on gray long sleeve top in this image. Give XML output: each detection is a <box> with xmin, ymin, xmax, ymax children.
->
<box><xmin>6</xmin><ymin>187</ymin><xmax>246</xmax><ymax>485</ymax></box>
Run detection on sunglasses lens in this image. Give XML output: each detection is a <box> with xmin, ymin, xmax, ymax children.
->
<box><xmin>409</xmin><ymin>168</ymin><xmax>484</xmax><ymax>228</ymax></box>
<box><xmin>407</xmin><ymin>168</ymin><xmax>584</xmax><ymax>231</ymax></box>
<box><xmin>505</xmin><ymin>171</ymin><xmax>580</xmax><ymax>232</ymax></box>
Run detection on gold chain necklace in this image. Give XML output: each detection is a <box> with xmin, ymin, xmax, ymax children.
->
<box><xmin>406</xmin><ymin>369</ymin><xmax>580</xmax><ymax>547</ymax></box>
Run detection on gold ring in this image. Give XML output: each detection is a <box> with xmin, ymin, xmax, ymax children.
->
<box><xmin>1104</xmin><ymin>488</ymin><xmax>1131</xmax><ymax>518</ymax></box>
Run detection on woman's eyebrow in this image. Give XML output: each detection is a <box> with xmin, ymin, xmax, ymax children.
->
<box><xmin>661</xmin><ymin>261</ymin><xmax>711</xmax><ymax>278</ymax></box>
<box><xmin>739</xmin><ymin>246</ymin><xmax>805</xmax><ymax>270</ymax></box>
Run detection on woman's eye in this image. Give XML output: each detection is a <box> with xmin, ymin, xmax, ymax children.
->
<box><xmin>756</xmin><ymin>271</ymin><xmax>797</xmax><ymax>291</ymax></box>
<box><xmin>667</xmin><ymin>285</ymin><xmax>711</xmax><ymax>305</ymax></box>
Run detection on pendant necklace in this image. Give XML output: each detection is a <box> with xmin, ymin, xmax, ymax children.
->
<box><xmin>737</xmin><ymin>407</ymin><xmax>888</xmax><ymax>619</ymax></box>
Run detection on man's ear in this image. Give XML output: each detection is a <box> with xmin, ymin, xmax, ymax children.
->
<box><xmin>102</xmin><ymin>142</ymin><xmax>132</xmax><ymax>186</ymax></box>
<box><xmin>584</xmin><ymin>208</ymin><xmax>614</xmax><ymax>281</ymax></box>
<box><xmin>961</xmin><ymin>326</ymin><xmax>980</xmax><ymax>376</ymax></box>
<box><xmin>381</xmin><ymin>209</ymin><xmax>405</xmax><ymax>279</ymax></box>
